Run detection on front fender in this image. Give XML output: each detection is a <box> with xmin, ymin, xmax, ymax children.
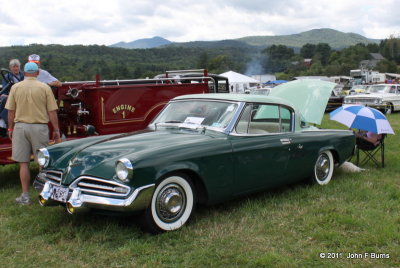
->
<box><xmin>155</xmin><ymin>161</ymin><xmax>201</xmax><ymax>181</ymax></box>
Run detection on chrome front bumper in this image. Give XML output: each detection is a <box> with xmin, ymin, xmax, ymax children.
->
<box><xmin>33</xmin><ymin>176</ymin><xmax>155</xmax><ymax>214</ymax></box>
<box><xmin>344</xmin><ymin>102</ymin><xmax>386</xmax><ymax>110</ymax></box>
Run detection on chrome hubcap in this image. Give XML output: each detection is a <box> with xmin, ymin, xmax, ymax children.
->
<box><xmin>156</xmin><ymin>184</ymin><xmax>186</xmax><ymax>222</ymax></box>
<box><xmin>316</xmin><ymin>154</ymin><xmax>330</xmax><ymax>181</ymax></box>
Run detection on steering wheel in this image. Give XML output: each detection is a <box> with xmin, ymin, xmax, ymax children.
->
<box><xmin>0</xmin><ymin>68</ymin><xmax>23</xmax><ymax>95</ymax></box>
<box><xmin>1</xmin><ymin>68</ymin><xmax>15</xmax><ymax>85</ymax></box>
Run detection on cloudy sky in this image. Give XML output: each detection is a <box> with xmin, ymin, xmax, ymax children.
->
<box><xmin>1</xmin><ymin>0</ymin><xmax>399</xmax><ymax>47</ymax></box>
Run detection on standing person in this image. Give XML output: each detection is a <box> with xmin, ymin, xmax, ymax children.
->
<box><xmin>5</xmin><ymin>62</ymin><xmax>60</xmax><ymax>205</ymax></box>
<box><xmin>0</xmin><ymin>59</ymin><xmax>24</xmax><ymax>129</ymax></box>
<box><xmin>27</xmin><ymin>54</ymin><xmax>62</xmax><ymax>87</ymax></box>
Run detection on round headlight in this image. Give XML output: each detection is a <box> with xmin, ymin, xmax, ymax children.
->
<box><xmin>115</xmin><ymin>158</ymin><xmax>133</xmax><ymax>182</ymax></box>
<box><xmin>37</xmin><ymin>148</ymin><xmax>50</xmax><ymax>168</ymax></box>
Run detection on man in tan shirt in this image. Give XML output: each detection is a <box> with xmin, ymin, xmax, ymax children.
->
<box><xmin>5</xmin><ymin>62</ymin><xmax>60</xmax><ymax>205</ymax></box>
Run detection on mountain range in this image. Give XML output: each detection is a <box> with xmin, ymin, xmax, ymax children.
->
<box><xmin>109</xmin><ymin>36</ymin><xmax>172</xmax><ymax>49</ymax></box>
<box><xmin>110</xmin><ymin>28</ymin><xmax>380</xmax><ymax>50</ymax></box>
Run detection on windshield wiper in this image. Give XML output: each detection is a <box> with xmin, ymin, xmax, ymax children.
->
<box><xmin>154</xmin><ymin>121</ymin><xmax>182</xmax><ymax>130</ymax></box>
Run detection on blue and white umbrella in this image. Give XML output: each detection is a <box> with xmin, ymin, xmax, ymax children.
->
<box><xmin>330</xmin><ymin>105</ymin><xmax>395</xmax><ymax>134</ymax></box>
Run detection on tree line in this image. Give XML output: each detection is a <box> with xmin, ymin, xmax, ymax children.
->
<box><xmin>264</xmin><ymin>37</ymin><xmax>400</xmax><ymax>80</ymax></box>
<box><xmin>0</xmin><ymin>44</ymin><xmax>251</xmax><ymax>82</ymax></box>
<box><xmin>0</xmin><ymin>37</ymin><xmax>399</xmax><ymax>82</ymax></box>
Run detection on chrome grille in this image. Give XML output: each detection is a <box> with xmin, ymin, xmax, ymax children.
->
<box><xmin>40</xmin><ymin>170</ymin><xmax>63</xmax><ymax>184</ymax></box>
<box><xmin>71</xmin><ymin>176</ymin><xmax>131</xmax><ymax>197</ymax></box>
<box><xmin>346</xmin><ymin>98</ymin><xmax>376</xmax><ymax>104</ymax></box>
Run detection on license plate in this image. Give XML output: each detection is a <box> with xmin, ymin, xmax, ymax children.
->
<box><xmin>50</xmin><ymin>185</ymin><xmax>69</xmax><ymax>203</ymax></box>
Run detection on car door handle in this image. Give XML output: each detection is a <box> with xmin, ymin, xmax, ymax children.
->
<box><xmin>280</xmin><ymin>138</ymin><xmax>291</xmax><ymax>145</ymax></box>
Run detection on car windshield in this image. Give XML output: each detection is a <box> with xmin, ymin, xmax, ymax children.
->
<box><xmin>368</xmin><ymin>85</ymin><xmax>387</xmax><ymax>93</ymax></box>
<box><xmin>152</xmin><ymin>100</ymin><xmax>239</xmax><ymax>130</ymax></box>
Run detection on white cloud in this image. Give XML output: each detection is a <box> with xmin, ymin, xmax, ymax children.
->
<box><xmin>0</xmin><ymin>0</ymin><xmax>398</xmax><ymax>46</ymax></box>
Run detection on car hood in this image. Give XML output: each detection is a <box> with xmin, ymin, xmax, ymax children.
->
<box><xmin>50</xmin><ymin>128</ymin><xmax>225</xmax><ymax>184</ymax></box>
<box><xmin>270</xmin><ymin>79</ymin><xmax>335</xmax><ymax>125</ymax></box>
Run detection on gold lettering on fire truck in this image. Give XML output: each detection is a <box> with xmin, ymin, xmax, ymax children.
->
<box><xmin>112</xmin><ymin>104</ymin><xmax>135</xmax><ymax>118</ymax></box>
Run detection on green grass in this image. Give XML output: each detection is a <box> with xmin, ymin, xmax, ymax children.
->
<box><xmin>0</xmin><ymin>114</ymin><xmax>399</xmax><ymax>268</ymax></box>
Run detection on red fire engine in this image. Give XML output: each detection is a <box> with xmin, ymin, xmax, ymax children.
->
<box><xmin>0</xmin><ymin>69</ymin><xmax>229</xmax><ymax>164</ymax></box>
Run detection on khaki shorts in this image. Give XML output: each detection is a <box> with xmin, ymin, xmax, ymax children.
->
<box><xmin>12</xmin><ymin>123</ymin><xmax>49</xmax><ymax>163</ymax></box>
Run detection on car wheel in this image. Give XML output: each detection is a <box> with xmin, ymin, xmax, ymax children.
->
<box><xmin>144</xmin><ymin>173</ymin><xmax>195</xmax><ymax>233</ymax></box>
<box><xmin>384</xmin><ymin>103</ymin><xmax>393</xmax><ymax>114</ymax></box>
<box><xmin>312</xmin><ymin>150</ymin><xmax>334</xmax><ymax>185</ymax></box>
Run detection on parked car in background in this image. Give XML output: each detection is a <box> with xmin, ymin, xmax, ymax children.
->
<box><xmin>344</xmin><ymin>84</ymin><xmax>400</xmax><ymax>114</ymax></box>
<box><xmin>326</xmin><ymin>85</ymin><xmax>345</xmax><ymax>112</ymax></box>
<box><xmin>342</xmin><ymin>85</ymin><xmax>369</xmax><ymax>95</ymax></box>
<box><xmin>245</xmin><ymin>86</ymin><xmax>272</xmax><ymax>95</ymax></box>
<box><xmin>33</xmin><ymin>80</ymin><xmax>355</xmax><ymax>233</ymax></box>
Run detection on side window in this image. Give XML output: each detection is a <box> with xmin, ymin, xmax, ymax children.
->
<box><xmin>280</xmin><ymin>106</ymin><xmax>292</xmax><ymax>132</ymax></box>
<box><xmin>253</xmin><ymin>105</ymin><xmax>279</xmax><ymax>120</ymax></box>
<box><xmin>235</xmin><ymin>103</ymin><xmax>292</xmax><ymax>134</ymax></box>
<box><xmin>235</xmin><ymin>104</ymin><xmax>252</xmax><ymax>134</ymax></box>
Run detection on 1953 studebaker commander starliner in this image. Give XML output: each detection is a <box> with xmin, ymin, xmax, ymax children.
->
<box><xmin>34</xmin><ymin>80</ymin><xmax>355</xmax><ymax>233</ymax></box>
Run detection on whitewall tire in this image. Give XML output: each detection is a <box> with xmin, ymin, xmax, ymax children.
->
<box><xmin>312</xmin><ymin>150</ymin><xmax>334</xmax><ymax>185</ymax></box>
<box><xmin>144</xmin><ymin>173</ymin><xmax>195</xmax><ymax>233</ymax></box>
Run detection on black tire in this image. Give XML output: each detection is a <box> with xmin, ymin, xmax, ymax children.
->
<box><xmin>384</xmin><ymin>103</ymin><xmax>393</xmax><ymax>114</ymax></box>
<box><xmin>143</xmin><ymin>173</ymin><xmax>196</xmax><ymax>233</ymax></box>
<box><xmin>311</xmin><ymin>150</ymin><xmax>334</xmax><ymax>185</ymax></box>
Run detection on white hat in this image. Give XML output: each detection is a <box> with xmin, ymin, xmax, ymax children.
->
<box><xmin>28</xmin><ymin>54</ymin><xmax>40</xmax><ymax>63</ymax></box>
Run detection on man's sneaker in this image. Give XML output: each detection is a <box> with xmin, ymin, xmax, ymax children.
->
<box><xmin>15</xmin><ymin>192</ymin><xmax>32</xmax><ymax>205</ymax></box>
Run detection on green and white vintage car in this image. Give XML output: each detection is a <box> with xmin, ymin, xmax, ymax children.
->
<box><xmin>34</xmin><ymin>80</ymin><xmax>355</xmax><ymax>233</ymax></box>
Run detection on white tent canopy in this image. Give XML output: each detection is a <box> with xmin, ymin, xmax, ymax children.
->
<box><xmin>220</xmin><ymin>71</ymin><xmax>259</xmax><ymax>93</ymax></box>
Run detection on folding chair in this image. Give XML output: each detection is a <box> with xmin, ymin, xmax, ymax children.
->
<box><xmin>355</xmin><ymin>134</ymin><xmax>386</xmax><ymax>168</ymax></box>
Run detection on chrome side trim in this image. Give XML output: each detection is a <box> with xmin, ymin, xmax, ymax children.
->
<box><xmin>230</xmin><ymin>132</ymin><xmax>282</xmax><ymax>137</ymax></box>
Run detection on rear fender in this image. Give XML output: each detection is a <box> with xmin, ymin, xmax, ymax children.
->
<box><xmin>318</xmin><ymin>146</ymin><xmax>337</xmax><ymax>164</ymax></box>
